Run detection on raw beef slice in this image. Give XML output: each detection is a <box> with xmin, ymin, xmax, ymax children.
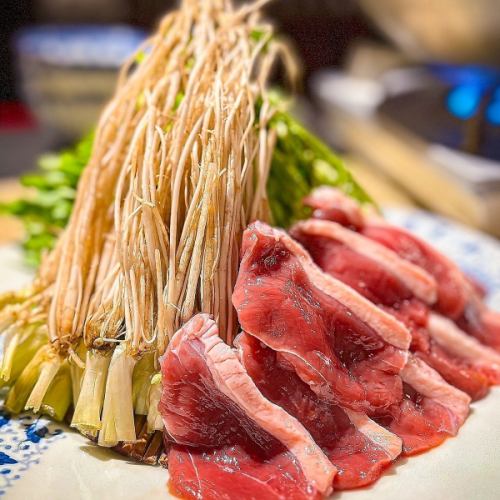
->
<box><xmin>291</xmin><ymin>219</ymin><xmax>472</xmax><ymax>451</ymax></box>
<box><xmin>291</xmin><ymin>218</ymin><xmax>437</xmax><ymax>306</ymax></box>
<box><xmin>304</xmin><ymin>187</ymin><xmax>500</xmax><ymax>352</ymax></box>
<box><xmin>159</xmin><ymin>314</ymin><xmax>335</xmax><ymax>500</ymax></box>
<box><xmin>386</xmin><ymin>355</ymin><xmax>470</xmax><ymax>455</ymax></box>
<box><xmin>233</xmin><ymin>222</ymin><xmax>411</xmax><ymax>415</ymax></box>
<box><xmin>236</xmin><ymin>332</ymin><xmax>402</xmax><ymax>490</ymax></box>
<box><xmin>427</xmin><ymin>313</ymin><xmax>500</xmax><ymax>385</ymax></box>
<box><xmin>292</xmin><ymin>218</ymin><xmax>493</xmax><ymax>400</ymax></box>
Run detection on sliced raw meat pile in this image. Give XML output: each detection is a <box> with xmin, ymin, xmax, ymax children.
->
<box><xmin>291</xmin><ymin>218</ymin><xmax>494</xmax><ymax>400</ymax></box>
<box><xmin>233</xmin><ymin>221</ymin><xmax>411</xmax><ymax>415</ymax></box>
<box><xmin>236</xmin><ymin>332</ymin><xmax>402</xmax><ymax>489</ymax></box>
<box><xmin>360</xmin><ymin>224</ymin><xmax>500</xmax><ymax>351</ymax></box>
<box><xmin>159</xmin><ymin>314</ymin><xmax>335</xmax><ymax>500</ymax></box>
<box><xmin>417</xmin><ymin>342</ymin><xmax>490</xmax><ymax>401</ymax></box>
<box><xmin>261</xmin><ymin>219</ymin><xmax>471</xmax><ymax>452</ymax></box>
<box><xmin>305</xmin><ymin>187</ymin><xmax>500</xmax><ymax>352</ymax></box>
<box><xmin>290</xmin><ymin>218</ymin><xmax>437</xmax><ymax>307</ymax></box>
<box><xmin>380</xmin><ymin>355</ymin><xmax>470</xmax><ymax>456</ymax></box>
<box><xmin>456</xmin><ymin>304</ymin><xmax>500</xmax><ymax>353</ymax></box>
<box><xmin>427</xmin><ymin>313</ymin><xmax>500</xmax><ymax>385</ymax></box>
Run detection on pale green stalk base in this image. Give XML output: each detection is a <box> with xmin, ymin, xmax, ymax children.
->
<box><xmin>132</xmin><ymin>352</ymin><xmax>155</xmax><ymax>415</ymax></box>
<box><xmin>25</xmin><ymin>351</ymin><xmax>62</xmax><ymax>413</ymax></box>
<box><xmin>41</xmin><ymin>360</ymin><xmax>73</xmax><ymax>421</ymax></box>
<box><xmin>147</xmin><ymin>375</ymin><xmax>164</xmax><ymax>433</ymax></box>
<box><xmin>98</xmin><ymin>344</ymin><xmax>137</xmax><ymax>447</ymax></box>
<box><xmin>5</xmin><ymin>345</ymin><xmax>50</xmax><ymax>414</ymax></box>
<box><xmin>71</xmin><ymin>350</ymin><xmax>111</xmax><ymax>432</ymax></box>
<box><xmin>0</xmin><ymin>325</ymin><xmax>47</xmax><ymax>386</ymax></box>
<box><xmin>69</xmin><ymin>342</ymin><xmax>89</xmax><ymax>406</ymax></box>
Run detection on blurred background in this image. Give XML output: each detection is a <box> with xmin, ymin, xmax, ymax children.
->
<box><xmin>1</xmin><ymin>0</ymin><xmax>500</xmax><ymax>243</ymax></box>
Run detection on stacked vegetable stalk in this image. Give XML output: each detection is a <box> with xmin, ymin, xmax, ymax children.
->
<box><xmin>0</xmin><ymin>0</ymin><xmax>369</xmax><ymax>458</ymax></box>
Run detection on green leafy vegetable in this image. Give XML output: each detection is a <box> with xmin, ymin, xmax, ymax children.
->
<box><xmin>0</xmin><ymin>133</ymin><xmax>93</xmax><ymax>266</ymax></box>
<box><xmin>1</xmin><ymin>109</ymin><xmax>370</xmax><ymax>266</ymax></box>
<box><xmin>268</xmin><ymin>111</ymin><xmax>371</xmax><ymax>227</ymax></box>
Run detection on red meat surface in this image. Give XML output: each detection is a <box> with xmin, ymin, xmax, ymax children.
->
<box><xmin>291</xmin><ymin>229</ymin><xmax>417</xmax><ymax>307</ymax></box>
<box><xmin>427</xmin><ymin>313</ymin><xmax>500</xmax><ymax>386</ymax></box>
<box><xmin>292</xmin><ymin>218</ymin><xmax>492</xmax><ymax>401</ymax></box>
<box><xmin>236</xmin><ymin>333</ymin><xmax>402</xmax><ymax>490</ymax></box>
<box><xmin>159</xmin><ymin>314</ymin><xmax>335</xmax><ymax>500</ymax></box>
<box><xmin>233</xmin><ymin>222</ymin><xmax>411</xmax><ymax>415</ymax></box>
<box><xmin>361</xmin><ymin>224</ymin><xmax>468</xmax><ymax>319</ymax></box>
<box><xmin>389</xmin><ymin>356</ymin><xmax>470</xmax><ymax>456</ymax></box>
<box><xmin>305</xmin><ymin>186</ymin><xmax>500</xmax><ymax>352</ymax></box>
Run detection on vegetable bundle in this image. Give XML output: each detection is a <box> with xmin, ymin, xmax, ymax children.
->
<box><xmin>0</xmin><ymin>0</ymin><xmax>369</xmax><ymax>458</ymax></box>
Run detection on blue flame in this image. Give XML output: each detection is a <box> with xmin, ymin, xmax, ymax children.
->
<box><xmin>447</xmin><ymin>85</ymin><xmax>482</xmax><ymax>120</ymax></box>
<box><xmin>487</xmin><ymin>100</ymin><xmax>500</xmax><ymax>126</ymax></box>
<box><xmin>429</xmin><ymin>63</ymin><xmax>500</xmax><ymax>125</ymax></box>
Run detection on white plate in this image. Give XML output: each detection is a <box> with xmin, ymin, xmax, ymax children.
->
<box><xmin>1</xmin><ymin>210</ymin><xmax>500</xmax><ymax>499</ymax></box>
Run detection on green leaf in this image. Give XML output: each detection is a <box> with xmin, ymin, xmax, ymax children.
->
<box><xmin>267</xmin><ymin>110</ymin><xmax>372</xmax><ymax>228</ymax></box>
<box><xmin>4</xmin><ymin>133</ymin><xmax>93</xmax><ymax>265</ymax></box>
